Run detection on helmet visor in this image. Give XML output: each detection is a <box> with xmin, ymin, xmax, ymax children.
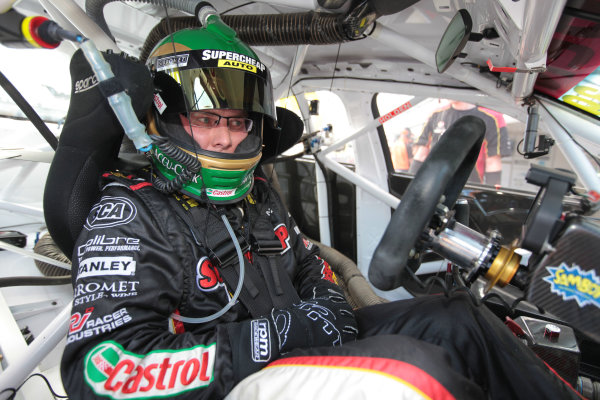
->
<box><xmin>149</xmin><ymin>49</ymin><xmax>275</xmax><ymax>120</ymax></box>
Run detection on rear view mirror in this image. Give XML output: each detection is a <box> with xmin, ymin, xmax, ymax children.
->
<box><xmin>435</xmin><ymin>9</ymin><xmax>472</xmax><ymax>73</ymax></box>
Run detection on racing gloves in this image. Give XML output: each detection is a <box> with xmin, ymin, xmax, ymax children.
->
<box><xmin>227</xmin><ymin>287</ymin><xmax>358</xmax><ymax>381</ymax></box>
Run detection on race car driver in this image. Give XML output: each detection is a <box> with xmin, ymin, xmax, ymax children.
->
<box><xmin>59</xmin><ymin>16</ymin><xmax>357</xmax><ymax>399</ymax></box>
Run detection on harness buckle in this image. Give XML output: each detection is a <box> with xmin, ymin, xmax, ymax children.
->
<box><xmin>209</xmin><ymin>234</ymin><xmax>251</xmax><ymax>268</ymax></box>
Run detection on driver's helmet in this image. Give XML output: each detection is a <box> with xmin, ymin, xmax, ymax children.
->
<box><xmin>145</xmin><ymin>20</ymin><xmax>276</xmax><ymax>203</ymax></box>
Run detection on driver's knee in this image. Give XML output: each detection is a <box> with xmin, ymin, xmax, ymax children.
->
<box><xmin>355</xmin><ymin>293</ymin><xmax>489</xmax><ymax>339</ymax></box>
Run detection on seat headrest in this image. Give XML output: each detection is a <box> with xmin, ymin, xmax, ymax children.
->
<box><xmin>261</xmin><ymin>107</ymin><xmax>304</xmax><ymax>163</ymax></box>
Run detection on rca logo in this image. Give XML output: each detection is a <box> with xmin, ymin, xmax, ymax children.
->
<box><xmin>84</xmin><ymin>341</ymin><xmax>215</xmax><ymax>398</ymax></box>
<box><xmin>85</xmin><ymin>197</ymin><xmax>137</xmax><ymax>230</ymax></box>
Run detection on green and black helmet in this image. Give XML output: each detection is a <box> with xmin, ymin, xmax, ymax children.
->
<box><xmin>146</xmin><ymin>16</ymin><xmax>276</xmax><ymax>203</ymax></box>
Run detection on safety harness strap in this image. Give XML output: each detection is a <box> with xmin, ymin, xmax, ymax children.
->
<box><xmin>167</xmin><ymin>195</ymin><xmax>276</xmax><ymax>318</ymax></box>
<box><xmin>249</xmin><ymin>208</ymin><xmax>301</xmax><ymax>308</ymax></box>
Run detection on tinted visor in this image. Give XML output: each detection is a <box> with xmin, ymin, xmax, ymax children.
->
<box><xmin>150</xmin><ymin>50</ymin><xmax>275</xmax><ymax>120</ymax></box>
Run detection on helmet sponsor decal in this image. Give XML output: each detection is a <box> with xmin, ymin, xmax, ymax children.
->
<box><xmin>84</xmin><ymin>340</ymin><xmax>216</xmax><ymax>398</ymax></box>
<box><xmin>217</xmin><ymin>59</ymin><xmax>256</xmax><ymax>73</ymax></box>
<box><xmin>153</xmin><ymin>93</ymin><xmax>167</xmax><ymax>114</ymax></box>
<box><xmin>68</xmin><ymin>307</ymin><xmax>132</xmax><ymax>344</ymax></box>
<box><xmin>251</xmin><ymin>319</ymin><xmax>272</xmax><ymax>362</ymax></box>
<box><xmin>152</xmin><ymin>148</ymin><xmax>186</xmax><ymax>175</ymax></box>
<box><xmin>73</xmin><ymin>280</ymin><xmax>140</xmax><ymax>306</ymax></box>
<box><xmin>77</xmin><ymin>256</ymin><xmax>136</xmax><ymax>281</ymax></box>
<box><xmin>544</xmin><ymin>263</ymin><xmax>600</xmax><ymax>309</ymax></box>
<box><xmin>202</xmin><ymin>50</ymin><xmax>266</xmax><ymax>72</ymax></box>
<box><xmin>78</xmin><ymin>235</ymin><xmax>141</xmax><ymax>257</ymax></box>
<box><xmin>85</xmin><ymin>196</ymin><xmax>137</xmax><ymax>231</ymax></box>
<box><xmin>206</xmin><ymin>188</ymin><xmax>236</xmax><ymax>198</ymax></box>
<box><xmin>156</xmin><ymin>54</ymin><xmax>190</xmax><ymax>72</ymax></box>
<box><xmin>151</xmin><ymin>50</ymin><xmax>268</xmax><ymax>80</ymax></box>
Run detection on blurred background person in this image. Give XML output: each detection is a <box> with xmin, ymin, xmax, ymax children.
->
<box><xmin>390</xmin><ymin>128</ymin><xmax>414</xmax><ymax>172</ymax></box>
<box><xmin>410</xmin><ymin>101</ymin><xmax>510</xmax><ymax>185</ymax></box>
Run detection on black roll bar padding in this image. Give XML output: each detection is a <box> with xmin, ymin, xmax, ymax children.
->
<box><xmin>368</xmin><ymin>115</ymin><xmax>485</xmax><ymax>291</ymax></box>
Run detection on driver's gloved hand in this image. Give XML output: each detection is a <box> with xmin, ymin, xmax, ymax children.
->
<box><xmin>270</xmin><ymin>288</ymin><xmax>358</xmax><ymax>353</ymax></box>
<box><xmin>44</xmin><ymin>50</ymin><xmax>153</xmax><ymax>259</ymax></box>
<box><xmin>226</xmin><ymin>288</ymin><xmax>357</xmax><ymax>382</ymax></box>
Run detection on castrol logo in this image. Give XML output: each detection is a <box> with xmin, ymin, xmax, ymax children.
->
<box><xmin>84</xmin><ymin>340</ymin><xmax>216</xmax><ymax>398</ymax></box>
<box><xmin>206</xmin><ymin>188</ymin><xmax>236</xmax><ymax>197</ymax></box>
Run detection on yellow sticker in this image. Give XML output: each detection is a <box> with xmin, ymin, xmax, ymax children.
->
<box><xmin>218</xmin><ymin>59</ymin><xmax>257</xmax><ymax>73</ymax></box>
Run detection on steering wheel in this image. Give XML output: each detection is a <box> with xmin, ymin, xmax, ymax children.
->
<box><xmin>368</xmin><ymin>116</ymin><xmax>485</xmax><ymax>291</ymax></box>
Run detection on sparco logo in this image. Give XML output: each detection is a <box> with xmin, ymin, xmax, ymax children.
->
<box><xmin>75</xmin><ymin>74</ymin><xmax>99</xmax><ymax>93</ymax></box>
<box><xmin>85</xmin><ymin>197</ymin><xmax>137</xmax><ymax>230</ymax></box>
<box><xmin>84</xmin><ymin>341</ymin><xmax>216</xmax><ymax>398</ymax></box>
<box><xmin>251</xmin><ymin>319</ymin><xmax>271</xmax><ymax>362</ymax></box>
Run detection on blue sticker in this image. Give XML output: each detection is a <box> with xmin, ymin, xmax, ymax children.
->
<box><xmin>543</xmin><ymin>263</ymin><xmax>600</xmax><ymax>309</ymax></box>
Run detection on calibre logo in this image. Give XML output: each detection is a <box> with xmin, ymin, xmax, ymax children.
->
<box><xmin>84</xmin><ymin>341</ymin><xmax>215</xmax><ymax>398</ymax></box>
<box><xmin>77</xmin><ymin>235</ymin><xmax>141</xmax><ymax>257</ymax></box>
<box><xmin>77</xmin><ymin>257</ymin><xmax>136</xmax><ymax>281</ymax></box>
<box><xmin>85</xmin><ymin>197</ymin><xmax>137</xmax><ymax>230</ymax></box>
<box><xmin>544</xmin><ymin>263</ymin><xmax>600</xmax><ymax>309</ymax></box>
<box><xmin>251</xmin><ymin>319</ymin><xmax>271</xmax><ymax>362</ymax></box>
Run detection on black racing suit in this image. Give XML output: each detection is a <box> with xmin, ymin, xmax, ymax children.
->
<box><xmin>60</xmin><ymin>171</ymin><xmax>357</xmax><ymax>399</ymax></box>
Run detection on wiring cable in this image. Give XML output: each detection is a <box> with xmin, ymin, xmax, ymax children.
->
<box><xmin>221</xmin><ymin>1</ymin><xmax>255</xmax><ymax>15</ymax></box>
<box><xmin>0</xmin><ymin>372</ymin><xmax>68</xmax><ymax>400</ymax></box>
<box><xmin>537</xmin><ymin>97</ymin><xmax>600</xmax><ymax>168</ymax></box>
<box><xmin>405</xmin><ymin>260</ymin><xmax>545</xmax><ymax>318</ymax></box>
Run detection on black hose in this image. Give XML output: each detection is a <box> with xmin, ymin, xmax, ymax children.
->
<box><xmin>0</xmin><ymin>276</ymin><xmax>71</xmax><ymax>287</ymax></box>
<box><xmin>0</xmin><ymin>70</ymin><xmax>58</xmax><ymax>150</ymax></box>
<box><xmin>139</xmin><ymin>12</ymin><xmax>347</xmax><ymax>62</ymax></box>
<box><xmin>224</xmin><ymin>12</ymin><xmax>345</xmax><ymax>45</ymax></box>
